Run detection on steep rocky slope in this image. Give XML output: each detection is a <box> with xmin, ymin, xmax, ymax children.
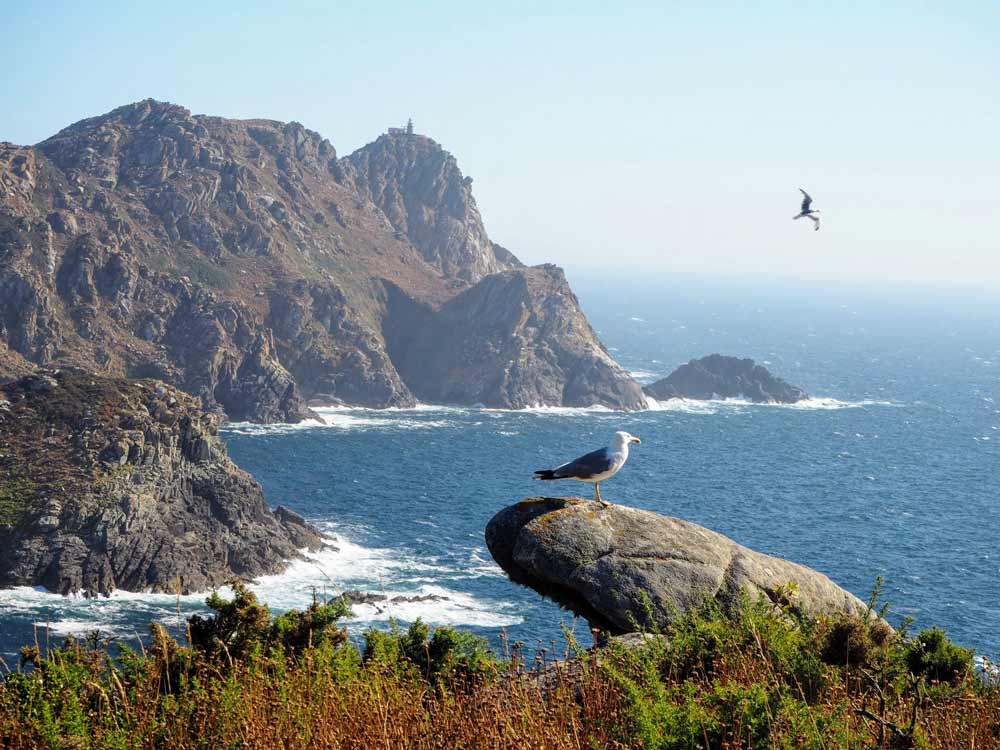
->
<box><xmin>341</xmin><ymin>132</ymin><xmax>518</xmax><ymax>283</ymax></box>
<box><xmin>486</xmin><ymin>497</ymin><xmax>868</xmax><ymax>633</ymax></box>
<box><xmin>0</xmin><ymin>100</ymin><xmax>642</xmax><ymax>419</ymax></box>
<box><xmin>0</xmin><ymin>369</ymin><xmax>323</xmax><ymax>595</ymax></box>
<box><xmin>387</xmin><ymin>265</ymin><xmax>647</xmax><ymax>409</ymax></box>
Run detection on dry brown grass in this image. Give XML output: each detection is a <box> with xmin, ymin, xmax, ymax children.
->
<box><xmin>2</xmin><ymin>590</ymin><xmax>998</xmax><ymax>749</ymax></box>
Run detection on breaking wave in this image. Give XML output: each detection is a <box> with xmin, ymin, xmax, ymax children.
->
<box><xmin>644</xmin><ymin>396</ymin><xmax>902</xmax><ymax>413</ymax></box>
<box><xmin>628</xmin><ymin>369</ymin><xmax>663</xmax><ymax>383</ymax></box>
<box><xmin>0</xmin><ymin>526</ymin><xmax>521</xmax><ymax>653</ymax></box>
<box><xmin>224</xmin><ymin>404</ymin><xmax>467</xmax><ymax>436</ymax></box>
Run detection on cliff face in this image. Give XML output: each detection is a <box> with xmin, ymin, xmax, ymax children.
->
<box><xmin>644</xmin><ymin>354</ymin><xmax>808</xmax><ymax>404</ymax></box>
<box><xmin>342</xmin><ymin>133</ymin><xmax>519</xmax><ymax>283</ymax></box>
<box><xmin>0</xmin><ymin>100</ymin><xmax>643</xmax><ymax>419</ymax></box>
<box><xmin>0</xmin><ymin>369</ymin><xmax>323</xmax><ymax>595</ymax></box>
<box><xmin>388</xmin><ymin>265</ymin><xmax>648</xmax><ymax>409</ymax></box>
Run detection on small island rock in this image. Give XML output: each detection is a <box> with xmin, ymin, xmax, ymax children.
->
<box><xmin>644</xmin><ymin>354</ymin><xmax>808</xmax><ymax>403</ymax></box>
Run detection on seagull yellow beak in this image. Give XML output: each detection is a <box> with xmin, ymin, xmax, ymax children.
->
<box><xmin>631</xmin><ymin>436</ymin><xmax>641</xmax><ymax>444</ymax></box>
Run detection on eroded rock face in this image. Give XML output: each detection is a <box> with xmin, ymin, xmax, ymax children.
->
<box><xmin>644</xmin><ymin>354</ymin><xmax>808</xmax><ymax>404</ymax></box>
<box><xmin>387</xmin><ymin>265</ymin><xmax>648</xmax><ymax>410</ymax></box>
<box><xmin>0</xmin><ymin>369</ymin><xmax>324</xmax><ymax>595</ymax></box>
<box><xmin>342</xmin><ymin>132</ymin><xmax>519</xmax><ymax>283</ymax></box>
<box><xmin>0</xmin><ymin>100</ymin><xmax>644</xmax><ymax>418</ymax></box>
<box><xmin>486</xmin><ymin>497</ymin><xmax>867</xmax><ymax>633</ymax></box>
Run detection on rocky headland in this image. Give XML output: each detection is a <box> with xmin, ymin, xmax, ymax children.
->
<box><xmin>0</xmin><ymin>100</ymin><xmax>644</xmax><ymax>420</ymax></box>
<box><xmin>0</xmin><ymin>369</ymin><xmax>323</xmax><ymax>595</ymax></box>
<box><xmin>644</xmin><ymin>354</ymin><xmax>808</xmax><ymax>404</ymax></box>
<box><xmin>486</xmin><ymin>497</ymin><xmax>867</xmax><ymax>633</ymax></box>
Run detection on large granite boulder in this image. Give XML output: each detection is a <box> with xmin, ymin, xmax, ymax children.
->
<box><xmin>0</xmin><ymin>369</ymin><xmax>324</xmax><ymax>595</ymax></box>
<box><xmin>644</xmin><ymin>354</ymin><xmax>808</xmax><ymax>404</ymax></box>
<box><xmin>486</xmin><ymin>497</ymin><xmax>868</xmax><ymax>633</ymax></box>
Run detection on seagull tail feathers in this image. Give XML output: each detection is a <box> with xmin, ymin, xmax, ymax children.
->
<box><xmin>533</xmin><ymin>469</ymin><xmax>557</xmax><ymax>480</ymax></box>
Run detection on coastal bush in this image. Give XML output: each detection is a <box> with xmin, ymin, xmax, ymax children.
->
<box><xmin>188</xmin><ymin>583</ymin><xmax>350</xmax><ymax>662</ymax></box>
<box><xmin>903</xmin><ymin>626</ymin><xmax>973</xmax><ymax>686</ymax></box>
<box><xmin>0</xmin><ymin>587</ymin><xmax>997</xmax><ymax>749</ymax></box>
<box><xmin>363</xmin><ymin>618</ymin><xmax>500</xmax><ymax>685</ymax></box>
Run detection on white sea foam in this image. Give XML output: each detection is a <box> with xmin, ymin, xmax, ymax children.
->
<box><xmin>224</xmin><ymin>393</ymin><xmax>902</xmax><ymax>431</ymax></box>
<box><xmin>224</xmin><ymin>406</ymin><xmax>464</xmax><ymax>436</ymax></box>
<box><xmin>234</xmin><ymin>531</ymin><xmax>521</xmax><ymax>628</ymax></box>
<box><xmin>347</xmin><ymin>586</ymin><xmax>521</xmax><ymax>628</ymax></box>
<box><xmin>224</xmin><ymin>417</ymin><xmax>329</xmax><ymax>435</ymax></box>
<box><xmin>488</xmin><ymin>404</ymin><xmax>619</xmax><ymax>416</ymax></box>
<box><xmin>628</xmin><ymin>369</ymin><xmax>662</xmax><ymax>383</ymax></box>
<box><xmin>643</xmin><ymin>397</ymin><xmax>725</xmax><ymax>414</ymax></box>
<box><xmin>645</xmin><ymin>396</ymin><xmax>901</xmax><ymax>413</ymax></box>
<box><xmin>38</xmin><ymin>618</ymin><xmax>123</xmax><ymax>637</ymax></box>
<box><xmin>0</xmin><ymin>527</ymin><xmax>523</xmax><ymax>641</ymax></box>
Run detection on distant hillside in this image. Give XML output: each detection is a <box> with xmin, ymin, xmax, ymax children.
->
<box><xmin>0</xmin><ymin>101</ymin><xmax>644</xmax><ymax>421</ymax></box>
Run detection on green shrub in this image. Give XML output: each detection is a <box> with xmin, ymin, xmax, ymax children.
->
<box><xmin>904</xmin><ymin>627</ymin><xmax>973</xmax><ymax>685</ymax></box>
<box><xmin>187</xmin><ymin>583</ymin><xmax>351</xmax><ymax>664</ymax></box>
<box><xmin>362</xmin><ymin>619</ymin><xmax>499</xmax><ymax>685</ymax></box>
<box><xmin>817</xmin><ymin>613</ymin><xmax>895</xmax><ymax>669</ymax></box>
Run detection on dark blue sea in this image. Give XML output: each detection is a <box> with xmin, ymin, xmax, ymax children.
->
<box><xmin>2</xmin><ymin>274</ymin><xmax>998</xmax><ymax>665</ymax></box>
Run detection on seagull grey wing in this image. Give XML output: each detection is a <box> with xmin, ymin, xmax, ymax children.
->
<box><xmin>552</xmin><ymin>447</ymin><xmax>614</xmax><ymax>479</ymax></box>
<box><xmin>799</xmin><ymin>188</ymin><xmax>812</xmax><ymax>212</ymax></box>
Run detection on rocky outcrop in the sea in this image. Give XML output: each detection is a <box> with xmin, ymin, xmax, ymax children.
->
<box><xmin>386</xmin><ymin>265</ymin><xmax>647</xmax><ymax>409</ymax></box>
<box><xmin>0</xmin><ymin>369</ymin><xmax>324</xmax><ymax>595</ymax></box>
<box><xmin>0</xmin><ymin>100</ymin><xmax>643</xmax><ymax>418</ymax></box>
<box><xmin>643</xmin><ymin>354</ymin><xmax>808</xmax><ymax>404</ymax></box>
<box><xmin>486</xmin><ymin>497</ymin><xmax>867</xmax><ymax>633</ymax></box>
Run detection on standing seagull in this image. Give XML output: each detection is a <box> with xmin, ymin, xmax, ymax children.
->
<box><xmin>793</xmin><ymin>188</ymin><xmax>821</xmax><ymax>231</ymax></box>
<box><xmin>534</xmin><ymin>431</ymin><xmax>641</xmax><ymax>507</ymax></box>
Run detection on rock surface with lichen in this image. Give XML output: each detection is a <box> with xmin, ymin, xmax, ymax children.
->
<box><xmin>0</xmin><ymin>369</ymin><xmax>323</xmax><ymax>595</ymax></box>
<box><xmin>486</xmin><ymin>497</ymin><xmax>868</xmax><ymax>634</ymax></box>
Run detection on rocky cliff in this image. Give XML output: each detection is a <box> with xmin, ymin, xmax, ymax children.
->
<box><xmin>386</xmin><ymin>265</ymin><xmax>648</xmax><ymax>409</ymax></box>
<box><xmin>0</xmin><ymin>100</ymin><xmax>642</xmax><ymax>419</ymax></box>
<box><xmin>0</xmin><ymin>369</ymin><xmax>323</xmax><ymax>595</ymax></box>
<box><xmin>644</xmin><ymin>354</ymin><xmax>808</xmax><ymax>404</ymax></box>
<box><xmin>341</xmin><ymin>132</ymin><xmax>518</xmax><ymax>283</ymax></box>
<box><xmin>486</xmin><ymin>497</ymin><xmax>867</xmax><ymax>633</ymax></box>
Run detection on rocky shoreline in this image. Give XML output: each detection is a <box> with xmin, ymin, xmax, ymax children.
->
<box><xmin>0</xmin><ymin>369</ymin><xmax>324</xmax><ymax>595</ymax></box>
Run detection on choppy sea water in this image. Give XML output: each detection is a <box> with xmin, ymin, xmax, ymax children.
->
<box><xmin>1</xmin><ymin>275</ymin><xmax>998</xmax><ymax>664</ymax></box>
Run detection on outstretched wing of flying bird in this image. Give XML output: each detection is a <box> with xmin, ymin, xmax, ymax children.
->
<box><xmin>799</xmin><ymin>188</ymin><xmax>812</xmax><ymax>212</ymax></box>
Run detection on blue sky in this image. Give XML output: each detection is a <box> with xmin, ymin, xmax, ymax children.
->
<box><xmin>4</xmin><ymin>1</ymin><xmax>998</xmax><ymax>285</ymax></box>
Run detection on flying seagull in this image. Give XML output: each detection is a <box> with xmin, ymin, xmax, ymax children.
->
<box><xmin>793</xmin><ymin>188</ymin><xmax>821</xmax><ymax>231</ymax></box>
<box><xmin>533</xmin><ymin>431</ymin><xmax>641</xmax><ymax>507</ymax></box>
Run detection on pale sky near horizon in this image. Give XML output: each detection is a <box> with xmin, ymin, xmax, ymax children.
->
<box><xmin>3</xmin><ymin>1</ymin><xmax>999</xmax><ymax>287</ymax></box>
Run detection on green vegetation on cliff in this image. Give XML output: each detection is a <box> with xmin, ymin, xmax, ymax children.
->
<box><xmin>0</xmin><ymin>584</ymin><xmax>994</xmax><ymax>749</ymax></box>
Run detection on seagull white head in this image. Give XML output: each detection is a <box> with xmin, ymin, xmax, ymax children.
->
<box><xmin>614</xmin><ymin>431</ymin><xmax>641</xmax><ymax>446</ymax></box>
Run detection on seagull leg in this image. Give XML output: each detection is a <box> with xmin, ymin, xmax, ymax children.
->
<box><xmin>595</xmin><ymin>482</ymin><xmax>610</xmax><ymax>508</ymax></box>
